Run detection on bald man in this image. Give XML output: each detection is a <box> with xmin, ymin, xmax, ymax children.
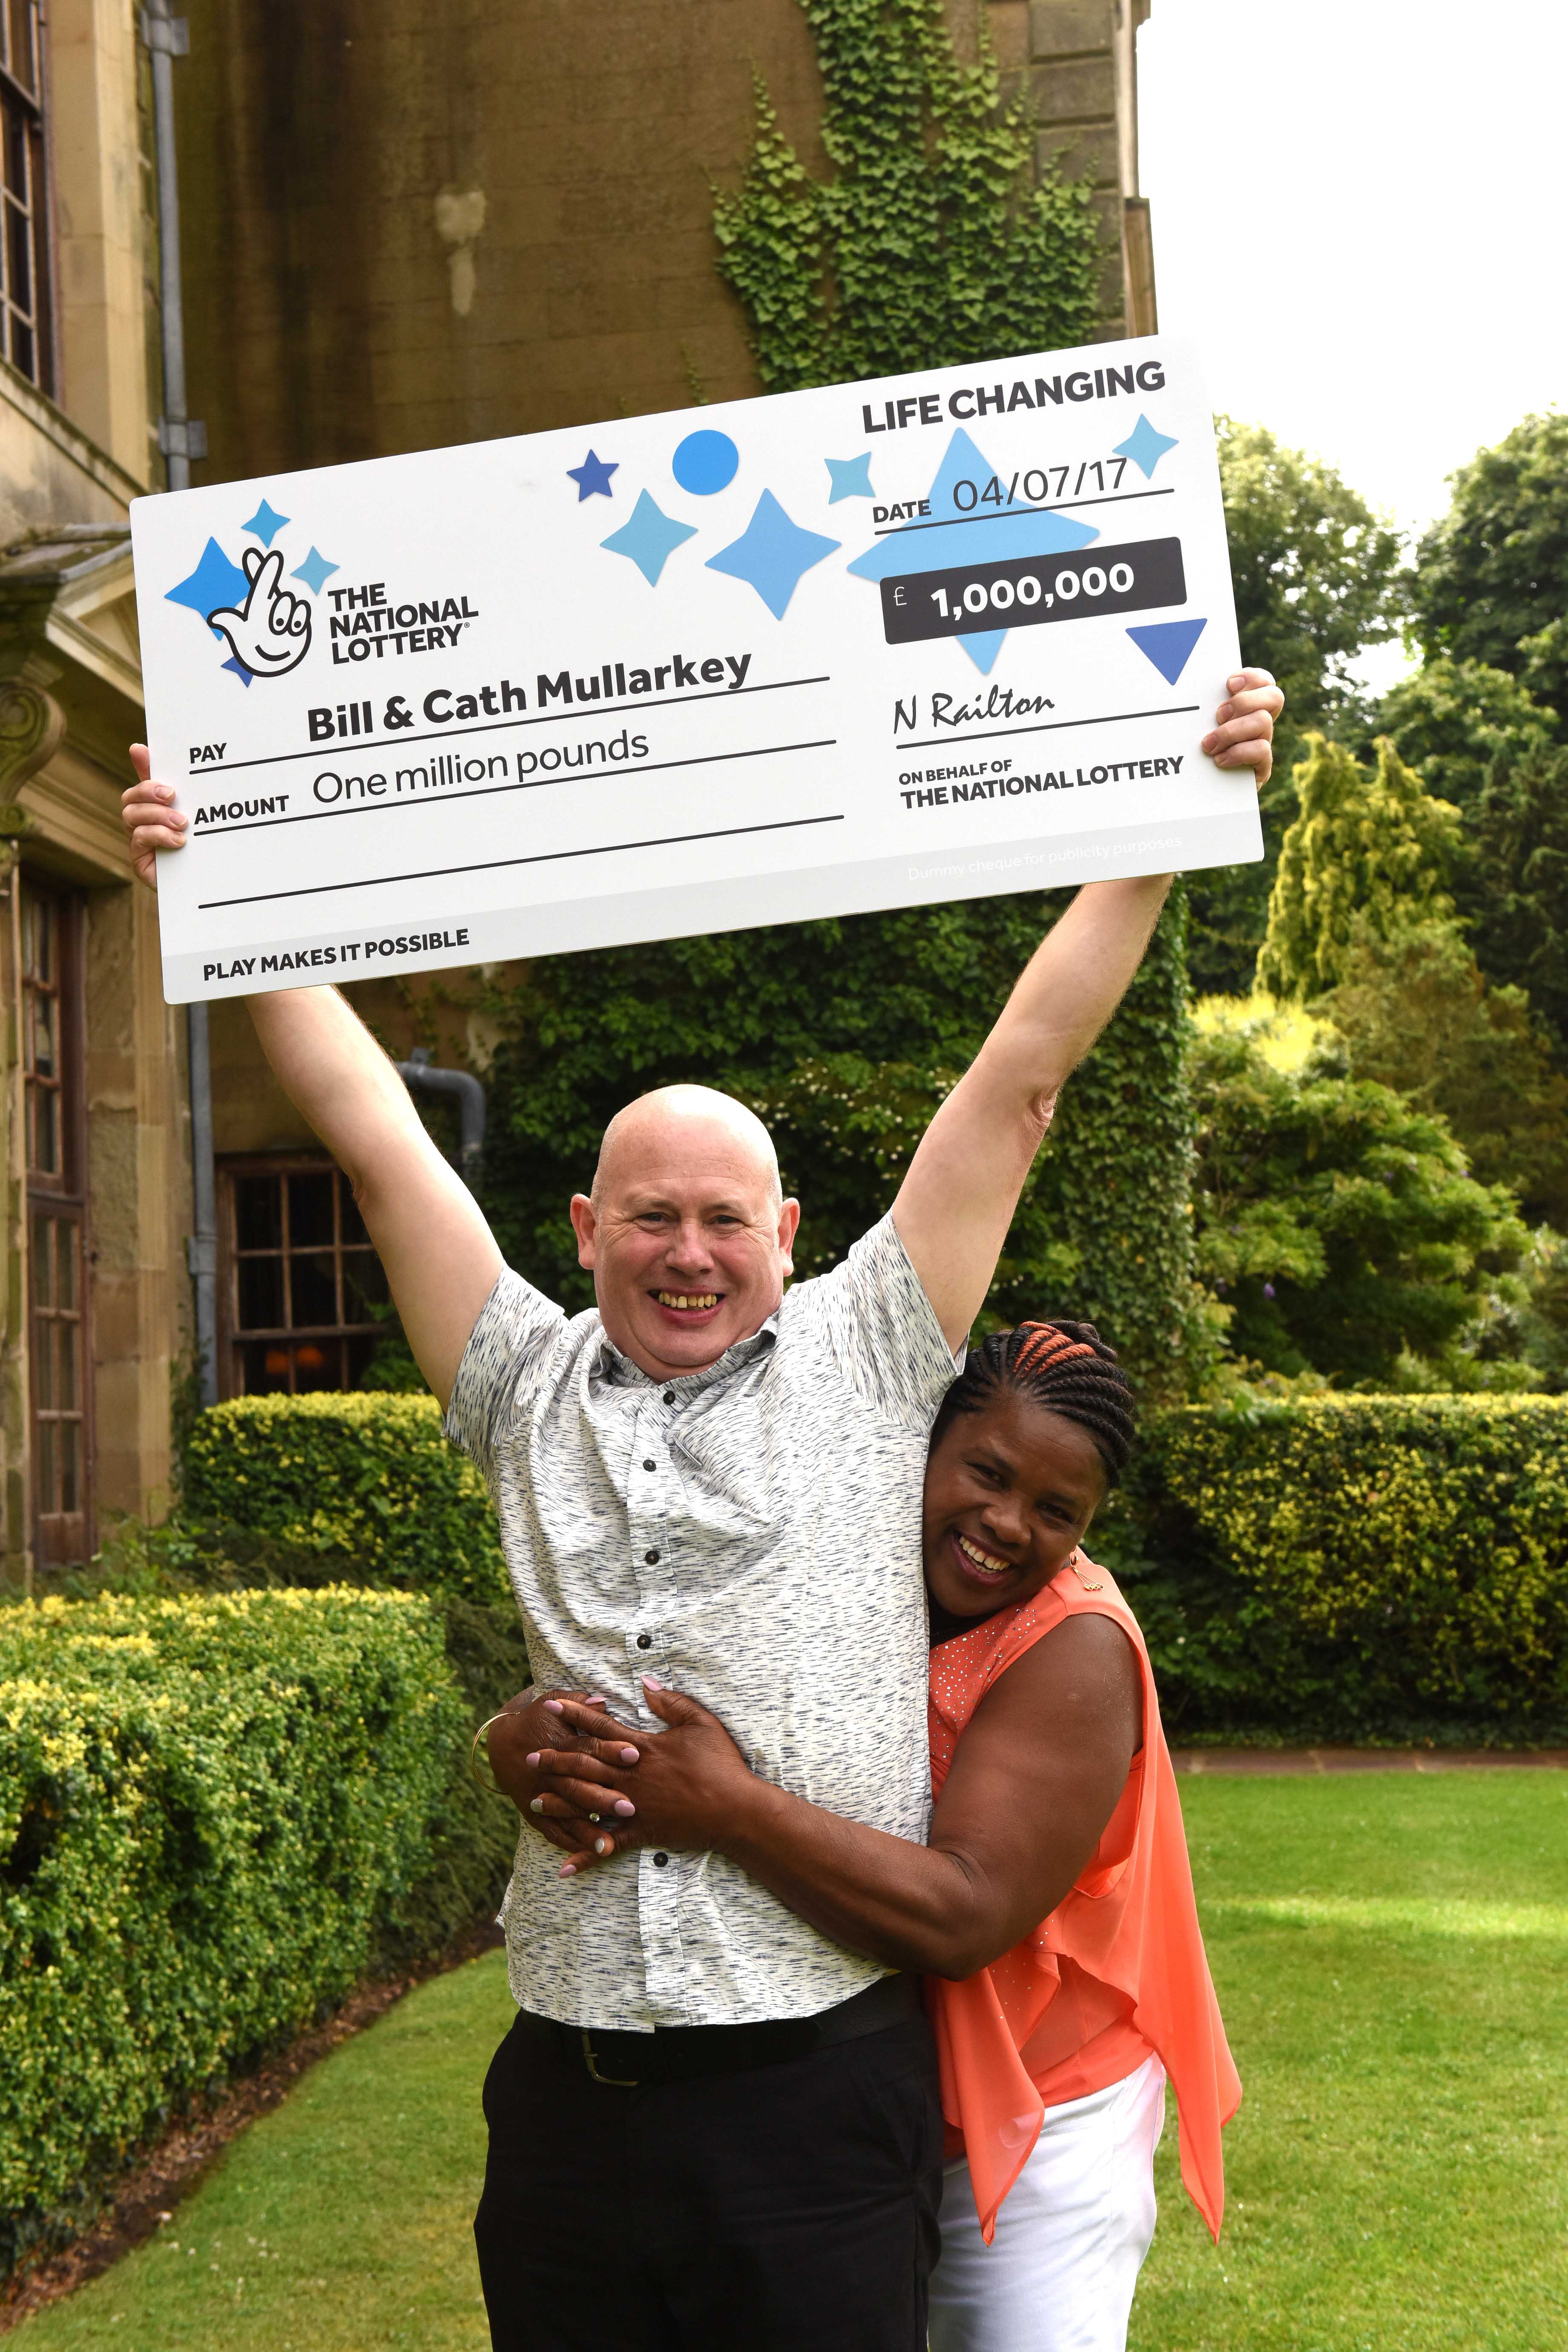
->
<box><xmin>121</xmin><ymin>671</ymin><xmax>1280</xmax><ymax>2352</ymax></box>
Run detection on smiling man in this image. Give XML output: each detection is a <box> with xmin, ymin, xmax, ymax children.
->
<box><xmin>120</xmin><ymin>670</ymin><xmax>1279</xmax><ymax>2352</ymax></box>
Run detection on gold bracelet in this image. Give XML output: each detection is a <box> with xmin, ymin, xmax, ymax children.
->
<box><xmin>469</xmin><ymin>1713</ymin><xmax>510</xmax><ymax>1798</ymax></box>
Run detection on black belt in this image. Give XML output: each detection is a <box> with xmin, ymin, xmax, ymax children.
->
<box><xmin>519</xmin><ymin>1972</ymin><xmax>923</xmax><ymax>2088</ymax></box>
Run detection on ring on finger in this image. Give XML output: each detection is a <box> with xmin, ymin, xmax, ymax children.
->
<box><xmin>588</xmin><ymin>1811</ymin><xmax>601</xmax><ymax>1824</ymax></box>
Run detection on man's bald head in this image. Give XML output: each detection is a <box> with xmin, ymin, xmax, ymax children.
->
<box><xmin>571</xmin><ymin>1084</ymin><xmax>798</xmax><ymax>1380</ymax></box>
<box><xmin>591</xmin><ymin>1085</ymin><xmax>782</xmax><ymax>1206</ymax></box>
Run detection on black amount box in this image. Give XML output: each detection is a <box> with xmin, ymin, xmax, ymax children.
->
<box><xmin>879</xmin><ymin>533</ymin><xmax>1186</xmax><ymax>646</ymax></box>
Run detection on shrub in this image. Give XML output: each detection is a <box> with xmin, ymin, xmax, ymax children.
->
<box><xmin>1107</xmin><ymin>1395</ymin><xmax>1568</xmax><ymax>1742</ymax></box>
<box><xmin>181</xmin><ymin>1393</ymin><xmax>508</xmax><ymax>1604</ymax></box>
<box><xmin>1190</xmin><ymin>1016</ymin><xmax>1526</xmax><ymax>1386</ymax></box>
<box><xmin>0</xmin><ymin>1588</ymin><xmax>467</xmax><ymax>2279</ymax></box>
<box><xmin>375</xmin><ymin>1594</ymin><xmax>528</xmax><ymax>1971</ymax></box>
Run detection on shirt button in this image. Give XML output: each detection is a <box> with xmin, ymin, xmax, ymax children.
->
<box><xmin>637</xmin><ymin>1634</ymin><xmax>652</xmax><ymax>1650</ymax></box>
<box><xmin>663</xmin><ymin>1391</ymin><xmax>674</xmax><ymax>1405</ymax></box>
<box><xmin>645</xmin><ymin>1548</ymin><xmax>660</xmax><ymax>1564</ymax></box>
<box><xmin>654</xmin><ymin>1852</ymin><xmax>669</xmax><ymax>1867</ymax></box>
<box><xmin>643</xmin><ymin>1458</ymin><xmax>656</xmax><ymax>1472</ymax></box>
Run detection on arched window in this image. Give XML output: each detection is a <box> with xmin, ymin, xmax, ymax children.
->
<box><xmin>216</xmin><ymin>1159</ymin><xmax>392</xmax><ymax>1396</ymax></box>
<box><xmin>1</xmin><ymin>1</ymin><xmax>53</xmax><ymax>392</ymax></box>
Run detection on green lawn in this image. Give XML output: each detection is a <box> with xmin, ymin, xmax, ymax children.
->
<box><xmin>1133</xmin><ymin>1774</ymin><xmax>1568</xmax><ymax>2352</ymax></box>
<box><xmin>12</xmin><ymin>1777</ymin><xmax>1568</xmax><ymax>2350</ymax></box>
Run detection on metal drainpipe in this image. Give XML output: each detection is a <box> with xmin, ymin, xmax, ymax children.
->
<box><xmin>394</xmin><ymin>1050</ymin><xmax>487</xmax><ymax>1192</ymax></box>
<box><xmin>144</xmin><ymin>0</ymin><xmax>217</xmax><ymax>1402</ymax></box>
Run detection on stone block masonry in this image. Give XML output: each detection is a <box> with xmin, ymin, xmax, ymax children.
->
<box><xmin>992</xmin><ymin>0</ymin><xmax>1156</xmax><ymax>343</ymax></box>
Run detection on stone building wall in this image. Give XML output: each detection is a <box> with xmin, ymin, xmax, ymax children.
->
<box><xmin>0</xmin><ymin>0</ymin><xmax>187</xmax><ymax>1583</ymax></box>
<box><xmin>176</xmin><ymin>0</ymin><xmax>1155</xmax><ymax>487</ymax></box>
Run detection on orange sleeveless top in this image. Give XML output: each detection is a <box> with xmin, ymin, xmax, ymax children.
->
<box><xmin>925</xmin><ymin>1556</ymin><xmax>1240</xmax><ymax>2244</ymax></box>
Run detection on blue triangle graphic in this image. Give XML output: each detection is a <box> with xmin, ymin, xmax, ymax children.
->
<box><xmin>1127</xmin><ymin>618</ymin><xmax>1207</xmax><ymax>686</ymax></box>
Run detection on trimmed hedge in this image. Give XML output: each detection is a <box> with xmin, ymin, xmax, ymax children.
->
<box><xmin>178</xmin><ymin>1389</ymin><xmax>1568</xmax><ymax>1741</ymax></box>
<box><xmin>182</xmin><ymin>1393</ymin><xmax>508</xmax><ymax>1604</ymax></box>
<box><xmin>1111</xmin><ymin>1395</ymin><xmax>1568</xmax><ymax>1742</ymax></box>
<box><xmin>0</xmin><ymin>1588</ymin><xmax>466</xmax><ymax>2277</ymax></box>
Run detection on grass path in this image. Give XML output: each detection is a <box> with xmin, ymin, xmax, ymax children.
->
<box><xmin>12</xmin><ymin>1776</ymin><xmax>1568</xmax><ymax>2349</ymax></box>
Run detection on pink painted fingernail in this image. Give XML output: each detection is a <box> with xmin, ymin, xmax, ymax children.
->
<box><xmin>642</xmin><ymin>1674</ymin><xmax>663</xmax><ymax>1690</ymax></box>
<box><xmin>544</xmin><ymin>1700</ymin><xmax>564</xmax><ymax>1713</ymax></box>
<box><xmin>619</xmin><ymin>1746</ymin><xmax>639</xmax><ymax>1763</ymax></box>
<box><xmin>614</xmin><ymin>1799</ymin><xmax>635</xmax><ymax>1817</ymax></box>
<box><xmin>530</xmin><ymin>1798</ymin><xmax>544</xmax><ymax>1814</ymax></box>
<box><xmin>525</xmin><ymin>1751</ymin><xmax>540</xmax><ymax>1767</ymax></box>
<box><xmin>559</xmin><ymin>1862</ymin><xmax>576</xmax><ymax>1877</ymax></box>
<box><xmin>594</xmin><ymin>1837</ymin><xmax>610</xmax><ymax>1855</ymax></box>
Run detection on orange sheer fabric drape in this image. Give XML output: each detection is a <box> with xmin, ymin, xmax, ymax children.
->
<box><xmin>925</xmin><ymin>1560</ymin><xmax>1240</xmax><ymax>2243</ymax></box>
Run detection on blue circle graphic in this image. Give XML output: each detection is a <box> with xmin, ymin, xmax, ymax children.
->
<box><xmin>672</xmin><ymin>429</ymin><xmax>739</xmax><ymax>496</ymax></box>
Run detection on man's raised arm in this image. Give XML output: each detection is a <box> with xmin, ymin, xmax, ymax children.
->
<box><xmin>124</xmin><ymin>749</ymin><xmax>501</xmax><ymax>1405</ymax></box>
<box><xmin>893</xmin><ymin>666</ymin><xmax>1284</xmax><ymax>1350</ymax></box>
<box><xmin>891</xmin><ymin>875</ymin><xmax>1171</xmax><ymax>1353</ymax></box>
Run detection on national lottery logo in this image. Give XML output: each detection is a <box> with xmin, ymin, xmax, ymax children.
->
<box><xmin>162</xmin><ymin>496</ymin><xmax>338</xmax><ymax>689</ymax></box>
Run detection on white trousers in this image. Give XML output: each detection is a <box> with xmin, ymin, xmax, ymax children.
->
<box><xmin>927</xmin><ymin>2056</ymin><xmax>1167</xmax><ymax>2352</ymax></box>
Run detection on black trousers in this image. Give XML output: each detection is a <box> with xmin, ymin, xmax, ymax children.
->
<box><xmin>474</xmin><ymin>2005</ymin><xmax>943</xmax><ymax>2352</ymax></box>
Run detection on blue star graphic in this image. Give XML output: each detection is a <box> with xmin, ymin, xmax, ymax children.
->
<box><xmin>1113</xmin><ymin>413</ymin><xmax>1179</xmax><ymax>480</ymax></box>
<box><xmin>165</xmin><ymin>537</ymin><xmax>250</xmax><ymax>620</ymax></box>
<box><xmin>221</xmin><ymin>656</ymin><xmax>255</xmax><ymax>687</ymax></box>
<box><xmin>291</xmin><ymin>546</ymin><xmax>339</xmax><ymax>596</ymax></box>
<box><xmin>568</xmin><ymin>448</ymin><xmax>619</xmax><ymax>501</ymax></box>
<box><xmin>847</xmin><ymin>428</ymin><xmax>1099</xmax><ymax>673</ymax></box>
<box><xmin>824</xmin><ymin>453</ymin><xmax>876</xmax><ymax>504</ymax></box>
<box><xmin>601</xmin><ymin>491</ymin><xmax>698</xmax><ymax>587</ymax></box>
<box><xmin>242</xmin><ymin>497</ymin><xmax>290</xmax><ymax>547</ymax></box>
<box><xmin>706</xmin><ymin>491</ymin><xmax>840</xmax><ymax>620</ymax></box>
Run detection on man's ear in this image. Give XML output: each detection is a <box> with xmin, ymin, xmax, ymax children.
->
<box><xmin>777</xmin><ymin>1196</ymin><xmax>801</xmax><ymax>1281</ymax></box>
<box><xmin>569</xmin><ymin>1193</ymin><xmax>598</xmax><ymax>1270</ymax></box>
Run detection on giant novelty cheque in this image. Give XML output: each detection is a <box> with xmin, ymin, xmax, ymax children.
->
<box><xmin>130</xmin><ymin>335</ymin><xmax>1261</xmax><ymax>1003</ymax></box>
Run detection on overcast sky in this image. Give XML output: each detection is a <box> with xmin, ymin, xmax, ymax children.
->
<box><xmin>1139</xmin><ymin>0</ymin><xmax>1568</xmax><ymax>684</ymax></box>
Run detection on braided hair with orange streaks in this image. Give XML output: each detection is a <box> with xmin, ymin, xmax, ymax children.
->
<box><xmin>931</xmin><ymin>1318</ymin><xmax>1137</xmax><ymax>1483</ymax></box>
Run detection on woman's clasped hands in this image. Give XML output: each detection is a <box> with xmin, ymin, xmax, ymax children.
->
<box><xmin>514</xmin><ymin>1680</ymin><xmax>757</xmax><ymax>1877</ymax></box>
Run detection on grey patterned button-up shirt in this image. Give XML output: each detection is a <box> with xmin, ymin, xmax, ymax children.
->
<box><xmin>444</xmin><ymin>1213</ymin><xmax>958</xmax><ymax>2031</ymax></box>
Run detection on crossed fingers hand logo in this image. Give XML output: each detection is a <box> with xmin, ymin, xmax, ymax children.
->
<box><xmin>205</xmin><ymin>547</ymin><xmax>311</xmax><ymax>678</ymax></box>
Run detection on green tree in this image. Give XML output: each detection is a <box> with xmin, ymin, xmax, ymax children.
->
<box><xmin>1373</xmin><ymin>656</ymin><xmax>1557</xmax><ymax>819</ymax></box>
<box><xmin>1499</xmin><ymin>1226</ymin><xmax>1568</xmax><ymax>1392</ymax></box>
<box><xmin>475</xmin><ymin>890</ymin><xmax>1209</xmax><ymax>1402</ymax></box>
<box><xmin>1412</xmin><ymin>411</ymin><xmax>1568</xmax><ymax>720</ymax></box>
<box><xmin>1187</xmin><ymin>422</ymin><xmax>1405</xmax><ymax>994</ymax></box>
<box><xmin>1218</xmin><ymin>418</ymin><xmax>1404</xmax><ymax>743</ymax></box>
<box><xmin>1457</xmin><ymin>745</ymin><xmax>1568</xmax><ymax>1060</ymax></box>
<box><xmin>1255</xmin><ymin>735</ymin><xmax>1460</xmax><ymax>999</ymax></box>
<box><xmin>1323</xmin><ymin>917</ymin><xmax>1568</xmax><ymax>1226</ymax></box>
<box><xmin>712</xmin><ymin>0</ymin><xmax>1101</xmax><ymax>393</ymax></box>
<box><xmin>1191</xmin><ymin>1021</ymin><xmax>1526</xmax><ymax>1387</ymax></box>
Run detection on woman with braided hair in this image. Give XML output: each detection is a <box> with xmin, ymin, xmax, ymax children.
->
<box><xmin>523</xmin><ymin>1318</ymin><xmax>1238</xmax><ymax>2352</ymax></box>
